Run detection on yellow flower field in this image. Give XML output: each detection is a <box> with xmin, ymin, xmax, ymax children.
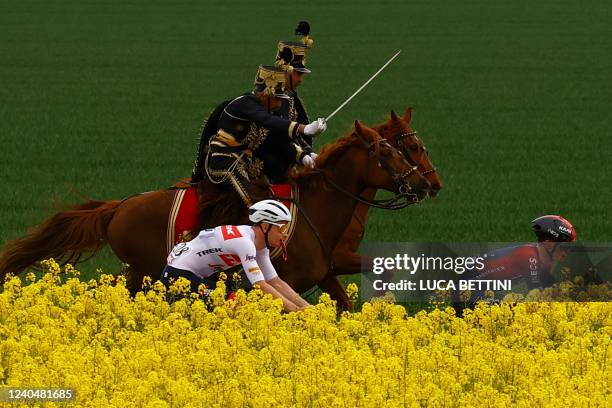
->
<box><xmin>0</xmin><ymin>260</ymin><xmax>610</xmax><ymax>407</ymax></box>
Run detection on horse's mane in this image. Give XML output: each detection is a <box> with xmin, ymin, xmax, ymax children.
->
<box><xmin>290</xmin><ymin>124</ymin><xmax>383</xmax><ymax>186</ymax></box>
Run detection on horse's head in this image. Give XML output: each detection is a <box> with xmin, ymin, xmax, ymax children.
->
<box><xmin>353</xmin><ymin>120</ymin><xmax>430</xmax><ymax>201</ymax></box>
<box><xmin>375</xmin><ymin>108</ymin><xmax>442</xmax><ymax>197</ymax></box>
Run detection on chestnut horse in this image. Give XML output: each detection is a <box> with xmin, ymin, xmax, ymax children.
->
<box><xmin>0</xmin><ymin>122</ymin><xmax>430</xmax><ymax>297</ymax></box>
<box><xmin>320</xmin><ymin>108</ymin><xmax>442</xmax><ymax>309</ymax></box>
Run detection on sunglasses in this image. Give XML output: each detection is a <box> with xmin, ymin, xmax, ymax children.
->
<box><xmin>275</xmin><ymin>223</ymin><xmax>289</xmax><ymax>234</ymax></box>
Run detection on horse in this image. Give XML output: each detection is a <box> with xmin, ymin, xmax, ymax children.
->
<box><xmin>319</xmin><ymin>108</ymin><xmax>442</xmax><ymax>309</ymax></box>
<box><xmin>0</xmin><ymin>121</ymin><xmax>431</xmax><ymax>299</ymax></box>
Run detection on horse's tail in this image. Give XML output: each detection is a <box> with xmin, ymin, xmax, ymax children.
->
<box><xmin>0</xmin><ymin>199</ymin><xmax>121</xmax><ymax>279</ymax></box>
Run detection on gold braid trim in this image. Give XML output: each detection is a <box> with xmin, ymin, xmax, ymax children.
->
<box><xmin>288</xmin><ymin>121</ymin><xmax>298</xmax><ymax>138</ymax></box>
<box><xmin>288</xmin><ymin>95</ymin><xmax>297</xmax><ymax>121</ymax></box>
<box><xmin>228</xmin><ymin>174</ymin><xmax>253</xmax><ymax>207</ymax></box>
<box><xmin>294</xmin><ymin>144</ymin><xmax>304</xmax><ymax>162</ymax></box>
<box><xmin>244</xmin><ymin>123</ymin><xmax>269</xmax><ymax>151</ymax></box>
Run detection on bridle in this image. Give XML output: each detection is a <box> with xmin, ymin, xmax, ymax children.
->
<box><xmin>315</xmin><ymin>131</ymin><xmax>423</xmax><ymax>211</ymax></box>
<box><xmin>316</xmin><ymin>136</ymin><xmax>421</xmax><ymax>210</ymax></box>
<box><xmin>362</xmin><ymin>136</ymin><xmax>420</xmax><ymax>195</ymax></box>
<box><xmin>394</xmin><ymin>130</ymin><xmax>438</xmax><ymax>177</ymax></box>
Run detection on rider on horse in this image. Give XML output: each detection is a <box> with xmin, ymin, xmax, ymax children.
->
<box><xmin>162</xmin><ymin>199</ymin><xmax>310</xmax><ymax>312</ymax></box>
<box><xmin>255</xmin><ymin>21</ymin><xmax>319</xmax><ymax>183</ymax></box>
<box><xmin>192</xmin><ymin>65</ymin><xmax>326</xmax><ymax>207</ymax></box>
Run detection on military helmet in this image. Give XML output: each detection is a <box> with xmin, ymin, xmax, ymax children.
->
<box><xmin>253</xmin><ymin>65</ymin><xmax>290</xmax><ymax>99</ymax></box>
<box><xmin>275</xmin><ymin>21</ymin><xmax>313</xmax><ymax>73</ymax></box>
<box><xmin>531</xmin><ymin>215</ymin><xmax>577</xmax><ymax>242</ymax></box>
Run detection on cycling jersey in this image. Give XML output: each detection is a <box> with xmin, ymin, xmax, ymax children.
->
<box><xmin>470</xmin><ymin>244</ymin><xmax>545</xmax><ymax>288</ymax></box>
<box><xmin>456</xmin><ymin>243</ymin><xmax>556</xmax><ymax>306</ymax></box>
<box><xmin>166</xmin><ymin>225</ymin><xmax>278</xmax><ymax>285</ymax></box>
<box><xmin>453</xmin><ymin>244</ymin><xmax>556</xmax><ymax>316</ymax></box>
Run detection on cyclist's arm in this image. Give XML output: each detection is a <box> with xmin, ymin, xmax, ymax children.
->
<box><xmin>256</xmin><ymin>248</ymin><xmax>309</xmax><ymax>309</ymax></box>
<box><xmin>224</xmin><ymin>238</ymin><xmax>301</xmax><ymax>312</ymax></box>
<box><xmin>267</xmin><ymin>277</ymin><xmax>310</xmax><ymax>308</ymax></box>
<box><xmin>254</xmin><ymin>280</ymin><xmax>302</xmax><ymax>312</ymax></box>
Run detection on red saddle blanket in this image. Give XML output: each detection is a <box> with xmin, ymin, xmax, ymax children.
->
<box><xmin>166</xmin><ymin>184</ymin><xmax>298</xmax><ymax>260</ymax></box>
<box><xmin>166</xmin><ymin>187</ymin><xmax>199</xmax><ymax>253</ymax></box>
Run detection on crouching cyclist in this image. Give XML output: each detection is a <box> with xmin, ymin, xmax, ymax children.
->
<box><xmin>160</xmin><ymin>199</ymin><xmax>310</xmax><ymax>312</ymax></box>
<box><xmin>452</xmin><ymin>215</ymin><xmax>577</xmax><ymax>316</ymax></box>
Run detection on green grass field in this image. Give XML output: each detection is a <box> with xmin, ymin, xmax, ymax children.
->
<box><xmin>1</xmin><ymin>0</ymin><xmax>611</xmax><ymax>279</ymax></box>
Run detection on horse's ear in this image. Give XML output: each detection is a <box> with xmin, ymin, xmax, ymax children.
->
<box><xmin>354</xmin><ymin>120</ymin><xmax>373</xmax><ymax>141</ymax></box>
<box><xmin>390</xmin><ymin>110</ymin><xmax>400</xmax><ymax>122</ymax></box>
<box><xmin>403</xmin><ymin>107</ymin><xmax>413</xmax><ymax>124</ymax></box>
<box><xmin>354</xmin><ymin>120</ymin><xmax>364</xmax><ymax>135</ymax></box>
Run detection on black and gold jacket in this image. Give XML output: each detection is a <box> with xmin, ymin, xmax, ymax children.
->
<box><xmin>254</xmin><ymin>90</ymin><xmax>313</xmax><ymax>184</ymax></box>
<box><xmin>211</xmin><ymin>93</ymin><xmax>299</xmax><ymax>156</ymax></box>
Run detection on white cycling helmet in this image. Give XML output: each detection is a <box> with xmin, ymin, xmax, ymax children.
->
<box><xmin>249</xmin><ymin>200</ymin><xmax>291</xmax><ymax>226</ymax></box>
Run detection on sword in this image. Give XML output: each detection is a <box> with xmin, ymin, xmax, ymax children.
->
<box><xmin>325</xmin><ymin>50</ymin><xmax>402</xmax><ymax>122</ymax></box>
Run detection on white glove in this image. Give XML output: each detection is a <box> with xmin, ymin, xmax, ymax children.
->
<box><xmin>316</xmin><ymin>118</ymin><xmax>327</xmax><ymax>133</ymax></box>
<box><xmin>303</xmin><ymin>118</ymin><xmax>327</xmax><ymax>136</ymax></box>
<box><xmin>301</xmin><ymin>154</ymin><xmax>315</xmax><ymax>169</ymax></box>
<box><xmin>310</xmin><ymin>152</ymin><xmax>318</xmax><ymax>161</ymax></box>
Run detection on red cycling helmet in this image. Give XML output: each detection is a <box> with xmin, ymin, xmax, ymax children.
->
<box><xmin>531</xmin><ymin>215</ymin><xmax>576</xmax><ymax>242</ymax></box>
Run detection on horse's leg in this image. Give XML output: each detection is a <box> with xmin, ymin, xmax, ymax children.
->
<box><xmin>318</xmin><ymin>274</ymin><xmax>353</xmax><ymax>311</ymax></box>
<box><xmin>331</xmin><ymin>251</ymin><xmax>366</xmax><ymax>276</ymax></box>
<box><xmin>122</xmin><ymin>263</ymin><xmax>163</xmax><ymax>297</ymax></box>
<box><xmin>331</xmin><ymin>201</ymin><xmax>372</xmax><ymax>276</ymax></box>
<box><xmin>275</xmin><ymin>190</ymin><xmax>364</xmax><ymax>303</ymax></box>
<box><xmin>106</xmin><ymin>190</ymin><xmax>174</xmax><ymax>294</ymax></box>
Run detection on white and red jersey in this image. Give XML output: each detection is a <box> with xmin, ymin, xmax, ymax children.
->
<box><xmin>166</xmin><ymin>225</ymin><xmax>278</xmax><ymax>285</ymax></box>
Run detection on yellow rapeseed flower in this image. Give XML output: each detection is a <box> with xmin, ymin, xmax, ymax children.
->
<box><xmin>0</xmin><ymin>259</ymin><xmax>608</xmax><ymax>407</ymax></box>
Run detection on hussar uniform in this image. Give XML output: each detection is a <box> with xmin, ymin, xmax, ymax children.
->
<box><xmin>256</xmin><ymin>22</ymin><xmax>318</xmax><ymax>184</ymax></box>
<box><xmin>190</xmin><ymin>94</ymin><xmax>309</xmax><ymax>186</ymax></box>
<box><xmin>203</xmin><ymin>65</ymin><xmax>306</xmax><ymax>206</ymax></box>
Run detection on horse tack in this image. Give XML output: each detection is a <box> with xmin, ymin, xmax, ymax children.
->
<box><xmin>166</xmin><ymin>187</ymin><xmax>200</xmax><ymax>253</ymax></box>
<box><xmin>317</xmin><ymin>172</ymin><xmax>416</xmax><ymax>209</ymax></box>
<box><xmin>356</xmin><ymin>132</ymin><xmax>422</xmax><ymax>197</ymax></box>
<box><xmin>395</xmin><ymin>130</ymin><xmax>437</xmax><ymax>176</ymax></box>
<box><xmin>322</xmin><ymin>131</ymin><xmax>421</xmax><ymax>209</ymax></box>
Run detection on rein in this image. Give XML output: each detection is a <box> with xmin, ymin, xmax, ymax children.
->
<box><xmin>318</xmin><ymin>170</ymin><xmax>417</xmax><ymax>210</ymax></box>
<box><xmin>346</xmin><ymin>131</ymin><xmax>421</xmax><ymax>209</ymax></box>
<box><xmin>270</xmin><ymin>194</ymin><xmax>333</xmax><ymax>265</ymax></box>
